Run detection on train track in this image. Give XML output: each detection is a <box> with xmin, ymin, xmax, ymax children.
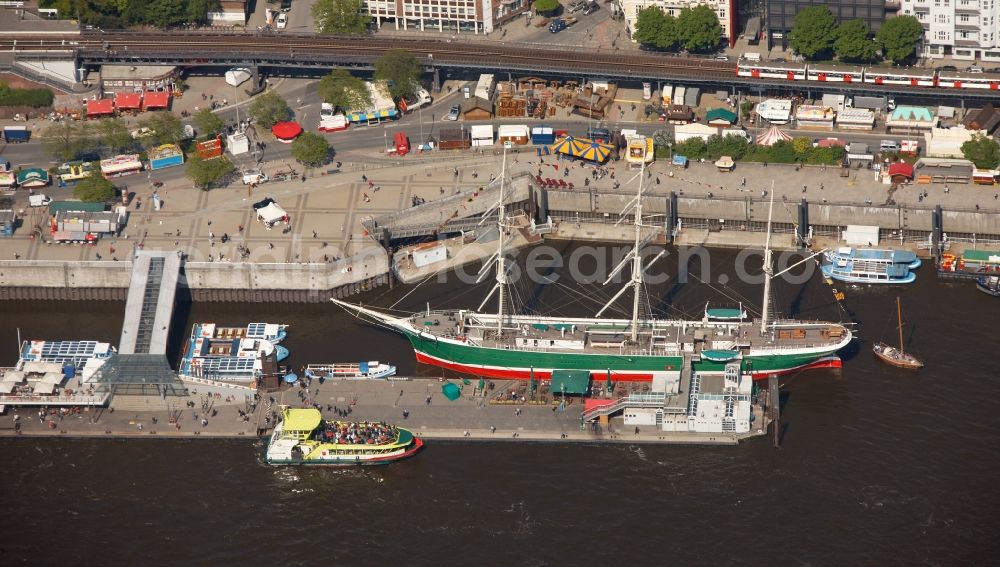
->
<box><xmin>1</xmin><ymin>30</ymin><xmax>735</xmax><ymax>80</ymax></box>
<box><xmin>3</xmin><ymin>30</ymin><xmax>997</xmax><ymax>100</ymax></box>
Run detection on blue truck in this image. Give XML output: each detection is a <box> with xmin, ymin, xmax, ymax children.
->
<box><xmin>3</xmin><ymin>126</ymin><xmax>30</xmax><ymax>143</ymax></box>
<box><xmin>548</xmin><ymin>16</ymin><xmax>577</xmax><ymax>33</ymax></box>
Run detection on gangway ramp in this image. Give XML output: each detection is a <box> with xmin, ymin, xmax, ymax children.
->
<box><xmin>119</xmin><ymin>251</ymin><xmax>182</xmax><ymax>355</ymax></box>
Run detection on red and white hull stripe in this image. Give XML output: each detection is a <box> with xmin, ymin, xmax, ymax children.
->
<box><xmin>414</xmin><ymin>351</ymin><xmax>841</xmax><ymax>382</ymax></box>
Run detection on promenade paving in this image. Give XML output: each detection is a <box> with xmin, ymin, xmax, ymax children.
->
<box><xmin>3</xmin><ymin>146</ymin><xmax>998</xmax><ymax>263</ymax></box>
<box><xmin>0</xmin><ymin>376</ymin><xmax>751</xmax><ymax>446</ymax></box>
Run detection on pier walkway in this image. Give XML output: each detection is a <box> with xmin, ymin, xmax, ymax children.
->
<box><xmin>118</xmin><ymin>251</ymin><xmax>182</xmax><ymax>355</ymax></box>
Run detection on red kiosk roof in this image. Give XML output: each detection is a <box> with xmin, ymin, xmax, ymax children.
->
<box><xmin>86</xmin><ymin>99</ymin><xmax>115</xmax><ymax>117</ymax></box>
<box><xmin>888</xmin><ymin>162</ymin><xmax>914</xmax><ymax>178</ymax></box>
<box><xmin>115</xmin><ymin>92</ymin><xmax>142</xmax><ymax>110</ymax></box>
<box><xmin>142</xmin><ymin>91</ymin><xmax>171</xmax><ymax>110</ymax></box>
<box><xmin>271</xmin><ymin>121</ymin><xmax>303</xmax><ymax>140</ymax></box>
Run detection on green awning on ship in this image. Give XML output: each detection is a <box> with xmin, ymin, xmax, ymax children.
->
<box><xmin>706</xmin><ymin>308</ymin><xmax>745</xmax><ymax>320</ymax></box>
<box><xmin>587</xmin><ymin>324</ymin><xmax>629</xmax><ymax>331</ymax></box>
<box><xmin>552</xmin><ymin>324</ymin><xmax>573</xmax><ymax>331</ymax></box>
<box><xmin>532</xmin><ymin>323</ymin><xmax>550</xmax><ymax>331</ymax></box>
<box><xmin>550</xmin><ymin>370</ymin><xmax>591</xmax><ymax>395</ymax></box>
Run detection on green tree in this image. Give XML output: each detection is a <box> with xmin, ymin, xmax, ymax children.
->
<box><xmin>673</xmin><ymin>138</ymin><xmax>708</xmax><ymax>159</ymax></box>
<box><xmin>374</xmin><ymin>50</ymin><xmax>422</xmax><ymax>100</ymax></box>
<box><xmin>248</xmin><ymin>91</ymin><xmax>293</xmax><ymax>129</ymax></box>
<box><xmin>97</xmin><ymin>117</ymin><xmax>134</xmax><ymax>153</ymax></box>
<box><xmin>788</xmin><ymin>6</ymin><xmax>838</xmax><ymax>60</ymax></box>
<box><xmin>676</xmin><ymin>5</ymin><xmax>723</xmax><ymax>52</ymax></box>
<box><xmin>312</xmin><ymin>0</ymin><xmax>369</xmax><ymax>34</ymax></box>
<box><xmin>633</xmin><ymin>7</ymin><xmax>680</xmax><ymax>50</ymax></box>
<box><xmin>705</xmin><ymin>134</ymin><xmax>750</xmax><ymax>160</ymax></box>
<box><xmin>291</xmin><ymin>132</ymin><xmax>331</xmax><ymax>167</ymax></box>
<box><xmin>41</xmin><ymin>121</ymin><xmax>96</xmax><ymax>161</ymax></box>
<box><xmin>739</xmin><ymin>100</ymin><xmax>754</xmax><ymax>120</ymax></box>
<box><xmin>141</xmin><ymin>0</ymin><xmax>187</xmax><ymax>27</ymax></box>
<box><xmin>193</xmin><ymin>107</ymin><xmax>226</xmax><ymax>137</ymax></box>
<box><xmin>317</xmin><ymin>69</ymin><xmax>371</xmax><ymax>111</ymax></box>
<box><xmin>876</xmin><ymin>15</ymin><xmax>924</xmax><ymax>63</ymax></box>
<box><xmin>961</xmin><ymin>133</ymin><xmax>1000</xmax><ymax>169</ymax></box>
<box><xmin>834</xmin><ymin>19</ymin><xmax>878</xmax><ymax>62</ymax></box>
<box><xmin>186</xmin><ymin>154</ymin><xmax>235</xmax><ymax>189</ymax></box>
<box><xmin>73</xmin><ymin>169</ymin><xmax>116</xmax><ymax>202</ymax></box>
<box><xmin>532</xmin><ymin>0</ymin><xmax>559</xmax><ymax>16</ymax></box>
<box><xmin>138</xmin><ymin>112</ymin><xmax>185</xmax><ymax>147</ymax></box>
<box><xmin>792</xmin><ymin>137</ymin><xmax>813</xmax><ymax>154</ymax></box>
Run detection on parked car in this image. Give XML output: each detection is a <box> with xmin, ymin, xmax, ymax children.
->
<box><xmin>276</xmin><ymin>13</ymin><xmax>287</xmax><ymax>29</ymax></box>
<box><xmin>582</xmin><ymin>2</ymin><xmax>599</xmax><ymax>15</ymax></box>
<box><xmin>446</xmin><ymin>104</ymin><xmax>461</xmax><ymax>121</ymax></box>
<box><xmin>715</xmin><ymin>55</ymin><xmax>730</xmax><ymax>61</ymax></box>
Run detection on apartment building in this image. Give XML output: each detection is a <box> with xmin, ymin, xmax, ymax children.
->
<box><xmin>900</xmin><ymin>0</ymin><xmax>1000</xmax><ymax>61</ymax></box>
<box><xmin>766</xmin><ymin>0</ymin><xmax>887</xmax><ymax>46</ymax></box>
<box><xmin>365</xmin><ymin>0</ymin><xmax>528</xmax><ymax>34</ymax></box>
<box><xmin>623</xmin><ymin>0</ymin><xmax>737</xmax><ymax>48</ymax></box>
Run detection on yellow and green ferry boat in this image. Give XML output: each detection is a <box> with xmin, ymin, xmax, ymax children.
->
<box><xmin>265</xmin><ymin>408</ymin><xmax>423</xmax><ymax>466</ymax></box>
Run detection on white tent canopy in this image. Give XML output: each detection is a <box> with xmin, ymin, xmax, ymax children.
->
<box><xmin>225</xmin><ymin>68</ymin><xmax>252</xmax><ymax>87</ymax></box>
<box><xmin>256</xmin><ymin>202</ymin><xmax>288</xmax><ymax>224</ymax></box>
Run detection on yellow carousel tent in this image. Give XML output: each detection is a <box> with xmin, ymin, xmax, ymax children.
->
<box><xmin>552</xmin><ymin>136</ymin><xmax>614</xmax><ymax>164</ymax></box>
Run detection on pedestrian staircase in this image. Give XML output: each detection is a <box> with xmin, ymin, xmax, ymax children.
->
<box><xmin>582</xmin><ymin>392</ymin><xmax>666</xmax><ymax>421</ymax></box>
<box><xmin>110</xmin><ymin>394</ymin><xmax>170</xmax><ymax>413</ymax></box>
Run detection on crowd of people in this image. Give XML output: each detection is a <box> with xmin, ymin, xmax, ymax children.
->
<box><xmin>317</xmin><ymin>420</ymin><xmax>398</xmax><ymax>445</ymax></box>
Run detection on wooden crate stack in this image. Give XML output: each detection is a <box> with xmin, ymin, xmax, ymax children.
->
<box><xmin>497</xmin><ymin>93</ymin><xmax>527</xmax><ymax>118</ymax></box>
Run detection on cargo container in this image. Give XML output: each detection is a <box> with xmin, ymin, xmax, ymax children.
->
<box><xmin>3</xmin><ymin>126</ymin><xmax>30</xmax><ymax>143</ymax></box>
<box><xmin>531</xmin><ymin>126</ymin><xmax>555</xmax><ymax>145</ymax></box>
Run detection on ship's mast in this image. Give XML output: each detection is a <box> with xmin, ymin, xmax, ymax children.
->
<box><xmin>596</xmin><ymin>159</ymin><xmax>648</xmax><ymax>343</ymax></box>
<box><xmin>495</xmin><ymin>150</ymin><xmax>507</xmax><ymax>335</ymax></box>
<box><xmin>760</xmin><ymin>184</ymin><xmax>775</xmax><ymax>334</ymax></box>
<box><xmin>628</xmin><ymin>162</ymin><xmax>646</xmax><ymax>342</ymax></box>
<box><xmin>896</xmin><ymin>296</ymin><xmax>904</xmax><ymax>352</ymax></box>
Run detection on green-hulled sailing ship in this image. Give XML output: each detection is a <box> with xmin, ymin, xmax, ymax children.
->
<box><xmin>334</xmin><ymin>154</ymin><xmax>852</xmax><ymax>383</ymax></box>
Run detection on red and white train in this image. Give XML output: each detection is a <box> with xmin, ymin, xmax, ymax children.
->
<box><xmin>737</xmin><ymin>60</ymin><xmax>1000</xmax><ymax>91</ymax></box>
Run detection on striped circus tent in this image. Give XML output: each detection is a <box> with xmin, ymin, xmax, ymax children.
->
<box><xmin>551</xmin><ymin>136</ymin><xmax>614</xmax><ymax>163</ymax></box>
<box><xmin>755</xmin><ymin>126</ymin><xmax>793</xmax><ymax>146</ymax></box>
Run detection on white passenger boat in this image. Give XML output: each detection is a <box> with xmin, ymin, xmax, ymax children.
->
<box><xmin>821</xmin><ymin>247</ymin><xmax>921</xmax><ymax>284</ymax></box>
<box><xmin>304</xmin><ymin>361</ymin><xmax>397</xmax><ymax>380</ymax></box>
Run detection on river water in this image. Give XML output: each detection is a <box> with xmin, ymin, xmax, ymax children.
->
<box><xmin>1</xmin><ymin>245</ymin><xmax>997</xmax><ymax>565</ymax></box>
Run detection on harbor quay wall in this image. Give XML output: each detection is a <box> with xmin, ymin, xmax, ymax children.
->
<box><xmin>543</xmin><ymin>189</ymin><xmax>1000</xmax><ymax>238</ymax></box>
<box><xmin>0</xmin><ymin>248</ymin><xmax>392</xmax><ymax>302</ymax></box>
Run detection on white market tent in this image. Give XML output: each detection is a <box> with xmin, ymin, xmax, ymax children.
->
<box><xmin>256</xmin><ymin>202</ymin><xmax>288</xmax><ymax>224</ymax></box>
<box><xmin>225</xmin><ymin>68</ymin><xmax>252</xmax><ymax>87</ymax></box>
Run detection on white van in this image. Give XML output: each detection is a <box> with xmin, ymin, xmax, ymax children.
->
<box><xmin>243</xmin><ymin>171</ymin><xmax>268</xmax><ymax>185</ymax></box>
<box><xmin>879</xmin><ymin>140</ymin><xmax>899</xmax><ymax>153</ymax></box>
